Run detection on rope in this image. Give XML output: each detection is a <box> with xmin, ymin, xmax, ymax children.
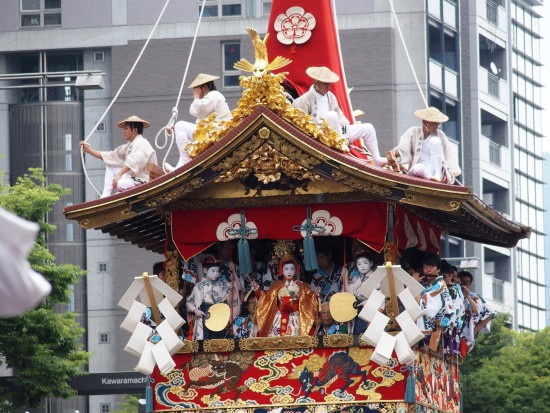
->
<box><xmin>388</xmin><ymin>0</ymin><xmax>429</xmax><ymax>108</ymax></box>
<box><xmin>80</xmin><ymin>0</ymin><xmax>173</xmax><ymax>196</ymax></box>
<box><xmin>156</xmin><ymin>0</ymin><xmax>208</xmax><ymax>173</ymax></box>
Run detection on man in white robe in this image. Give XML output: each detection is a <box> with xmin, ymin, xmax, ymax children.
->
<box><xmin>388</xmin><ymin>107</ymin><xmax>461</xmax><ymax>182</ymax></box>
<box><xmin>80</xmin><ymin>115</ymin><xmax>157</xmax><ymax>197</ymax></box>
<box><xmin>167</xmin><ymin>74</ymin><xmax>231</xmax><ymax>169</ymax></box>
<box><xmin>292</xmin><ymin>66</ymin><xmax>387</xmax><ymax>166</ymax></box>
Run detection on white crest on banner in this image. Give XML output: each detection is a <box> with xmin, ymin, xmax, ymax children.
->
<box><xmin>274</xmin><ymin>6</ymin><xmax>316</xmax><ymax>45</ymax></box>
<box><xmin>416</xmin><ymin>221</ymin><xmax>427</xmax><ymax>251</ymax></box>
<box><xmin>403</xmin><ymin>213</ymin><xmax>418</xmax><ymax>249</ymax></box>
<box><xmin>216</xmin><ymin>213</ymin><xmax>259</xmax><ymax>241</ymax></box>
<box><xmin>299</xmin><ymin>210</ymin><xmax>342</xmax><ymax>237</ymax></box>
<box><xmin>429</xmin><ymin>228</ymin><xmax>440</xmax><ymax>251</ymax></box>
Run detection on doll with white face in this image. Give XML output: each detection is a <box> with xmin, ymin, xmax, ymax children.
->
<box><xmin>356</xmin><ymin>256</ymin><xmax>373</xmax><ymax>276</ymax></box>
<box><xmin>348</xmin><ymin>253</ymin><xmax>375</xmax><ymax>300</ymax></box>
<box><xmin>251</xmin><ymin>246</ymin><xmax>319</xmax><ymax>337</ymax></box>
<box><xmin>347</xmin><ymin>252</ymin><xmax>377</xmax><ymax>335</ymax></box>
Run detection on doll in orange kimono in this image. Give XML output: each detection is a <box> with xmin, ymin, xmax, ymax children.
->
<box><xmin>251</xmin><ymin>242</ymin><xmax>318</xmax><ymax>337</ymax></box>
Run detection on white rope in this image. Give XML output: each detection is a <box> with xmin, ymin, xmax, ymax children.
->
<box><xmin>388</xmin><ymin>0</ymin><xmax>428</xmax><ymax>108</ymax></box>
<box><xmin>156</xmin><ymin>0</ymin><xmax>208</xmax><ymax>173</ymax></box>
<box><xmin>80</xmin><ymin>0</ymin><xmax>173</xmax><ymax>196</ymax></box>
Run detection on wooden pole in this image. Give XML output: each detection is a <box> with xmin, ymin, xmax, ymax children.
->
<box><xmin>386</xmin><ymin>262</ymin><xmax>400</xmax><ymax>322</ymax></box>
<box><xmin>142</xmin><ymin>272</ymin><xmax>162</xmax><ymax>325</ymax></box>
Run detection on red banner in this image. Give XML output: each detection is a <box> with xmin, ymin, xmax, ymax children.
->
<box><xmin>393</xmin><ymin>205</ymin><xmax>441</xmax><ymax>254</ymax></box>
<box><xmin>171</xmin><ymin>203</ymin><xmax>388</xmax><ymax>260</ymax></box>
<box><xmin>266</xmin><ymin>0</ymin><xmax>354</xmax><ymax>122</ymax></box>
<box><xmin>151</xmin><ymin>345</ymin><xmax>408</xmax><ymax>410</ymax></box>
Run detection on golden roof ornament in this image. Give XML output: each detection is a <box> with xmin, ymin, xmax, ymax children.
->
<box><xmin>233</xmin><ymin>27</ymin><xmax>291</xmax><ymax>77</ymax></box>
<box><xmin>187</xmin><ymin>27</ymin><xmax>350</xmax><ymax>159</ymax></box>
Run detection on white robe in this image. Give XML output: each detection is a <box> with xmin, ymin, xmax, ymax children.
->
<box><xmin>394</xmin><ymin>127</ymin><xmax>461</xmax><ymax>180</ymax></box>
<box><xmin>100</xmin><ymin>135</ymin><xmax>157</xmax><ymax>197</ymax></box>
<box><xmin>292</xmin><ymin>85</ymin><xmax>385</xmax><ymax>165</ymax></box>
<box><xmin>174</xmin><ymin>90</ymin><xmax>231</xmax><ymax>168</ymax></box>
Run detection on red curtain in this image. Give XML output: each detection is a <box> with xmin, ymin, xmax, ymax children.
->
<box><xmin>393</xmin><ymin>205</ymin><xmax>441</xmax><ymax>254</ymax></box>
<box><xmin>171</xmin><ymin>202</ymin><xmax>388</xmax><ymax>260</ymax></box>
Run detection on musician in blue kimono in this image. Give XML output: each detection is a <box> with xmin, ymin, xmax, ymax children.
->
<box><xmin>186</xmin><ymin>255</ymin><xmax>231</xmax><ymax>340</ymax></box>
<box><xmin>457</xmin><ymin>270</ymin><xmax>491</xmax><ymax>352</ymax></box>
<box><xmin>417</xmin><ymin>253</ymin><xmax>453</xmax><ymax>333</ymax></box>
<box><xmin>310</xmin><ymin>247</ymin><xmax>342</xmax><ymax>302</ymax></box>
<box><xmin>232</xmin><ymin>294</ymin><xmax>258</xmax><ymax>338</ymax></box>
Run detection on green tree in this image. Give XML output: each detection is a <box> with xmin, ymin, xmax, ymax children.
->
<box><xmin>0</xmin><ymin>169</ymin><xmax>90</xmax><ymax>412</ymax></box>
<box><xmin>461</xmin><ymin>313</ymin><xmax>550</xmax><ymax>413</ymax></box>
<box><xmin>114</xmin><ymin>394</ymin><xmax>141</xmax><ymax>413</ymax></box>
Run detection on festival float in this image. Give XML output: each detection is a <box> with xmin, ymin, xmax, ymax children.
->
<box><xmin>64</xmin><ymin>1</ymin><xmax>530</xmax><ymax>412</ymax></box>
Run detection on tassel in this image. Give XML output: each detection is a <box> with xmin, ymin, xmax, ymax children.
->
<box><xmin>238</xmin><ymin>238</ymin><xmax>252</xmax><ymax>274</ymax></box>
<box><xmin>227</xmin><ymin>210</ymin><xmax>256</xmax><ymax>275</ymax></box>
<box><xmin>404</xmin><ymin>365</ymin><xmax>416</xmax><ymax>403</ymax></box>
<box><xmin>145</xmin><ymin>376</ymin><xmax>154</xmax><ymax>413</ymax></box>
<box><xmin>303</xmin><ymin>236</ymin><xmax>318</xmax><ymax>271</ymax></box>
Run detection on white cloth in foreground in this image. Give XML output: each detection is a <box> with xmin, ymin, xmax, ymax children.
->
<box><xmin>0</xmin><ymin>208</ymin><xmax>51</xmax><ymax>317</ymax></box>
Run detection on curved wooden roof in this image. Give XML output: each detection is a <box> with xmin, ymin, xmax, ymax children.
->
<box><xmin>64</xmin><ymin>106</ymin><xmax>530</xmax><ymax>253</ymax></box>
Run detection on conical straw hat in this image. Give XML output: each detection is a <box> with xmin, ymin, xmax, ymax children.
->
<box><xmin>188</xmin><ymin>73</ymin><xmax>220</xmax><ymax>88</ymax></box>
<box><xmin>305</xmin><ymin>66</ymin><xmax>340</xmax><ymax>83</ymax></box>
<box><xmin>414</xmin><ymin>107</ymin><xmax>449</xmax><ymax>123</ymax></box>
<box><xmin>117</xmin><ymin>115</ymin><xmax>151</xmax><ymax>128</ymax></box>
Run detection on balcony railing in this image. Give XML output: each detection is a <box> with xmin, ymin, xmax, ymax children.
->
<box><xmin>488</xmin><ymin>72</ymin><xmax>500</xmax><ymax>98</ymax></box>
<box><xmin>487</xmin><ymin>0</ymin><xmax>499</xmax><ymax>26</ymax></box>
<box><xmin>492</xmin><ymin>277</ymin><xmax>504</xmax><ymax>302</ymax></box>
<box><xmin>489</xmin><ymin>140</ymin><xmax>501</xmax><ymax>166</ymax></box>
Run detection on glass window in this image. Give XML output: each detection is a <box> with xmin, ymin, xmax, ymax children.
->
<box><xmin>200</xmin><ymin>1</ymin><xmax>242</xmax><ymax>18</ymax></box>
<box><xmin>201</xmin><ymin>5</ymin><xmax>218</xmax><ymax>17</ymax></box>
<box><xmin>262</xmin><ymin>1</ymin><xmax>272</xmax><ymax>15</ymax></box>
<box><xmin>442</xmin><ymin>0</ymin><xmax>456</xmax><ymax>29</ymax></box>
<box><xmin>45</xmin><ymin>0</ymin><xmax>60</xmax><ymax>8</ymax></box>
<box><xmin>66</xmin><ymin>223</ymin><xmax>74</xmax><ymax>242</ymax></box>
<box><xmin>428</xmin><ymin>0</ymin><xmax>441</xmax><ymax>20</ymax></box>
<box><xmin>100</xmin><ymin>403</ymin><xmax>111</xmax><ymax>413</ymax></box>
<box><xmin>222</xmin><ymin>3</ymin><xmax>241</xmax><ymax>16</ymax></box>
<box><xmin>21</xmin><ymin>0</ymin><xmax>61</xmax><ymax>28</ymax></box>
<box><xmin>21</xmin><ymin>0</ymin><xmax>40</xmax><ymax>10</ymax></box>
<box><xmin>428</xmin><ymin>23</ymin><xmax>443</xmax><ymax>64</ymax></box>
<box><xmin>222</xmin><ymin>42</ymin><xmax>241</xmax><ymax>88</ymax></box>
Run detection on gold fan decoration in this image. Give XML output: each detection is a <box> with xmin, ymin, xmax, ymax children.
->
<box><xmin>187</xmin><ymin>27</ymin><xmax>350</xmax><ymax>159</ymax></box>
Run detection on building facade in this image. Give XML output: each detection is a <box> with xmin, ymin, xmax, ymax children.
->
<box><xmin>0</xmin><ymin>0</ymin><xmax>545</xmax><ymax>411</ymax></box>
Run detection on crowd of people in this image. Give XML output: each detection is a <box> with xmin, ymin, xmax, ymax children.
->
<box><xmin>82</xmin><ymin>66</ymin><xmax>462</xmax><ymax>198</ymax></box>
<box><xmin>150</xmin><ymin>238</ymin><xmax>492</xmax><ymax>356</ymax></box>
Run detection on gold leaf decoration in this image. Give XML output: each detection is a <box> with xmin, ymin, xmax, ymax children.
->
<box><xmin>188</xmin><ymin>72</ymin><xmax>350</xmax><ymax>158</ymax></box>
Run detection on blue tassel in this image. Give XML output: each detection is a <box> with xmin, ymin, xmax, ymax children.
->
<box><xmin>146</xmin><ymin>376</ymin><xmax>153</xmax><ymax>413</ymax></box>
<box><xmin>303</xmin><ymin>236</ymin><xmax>318</xmax><ymax>271</ymax></box>
<box><xmin>238</xmin><ymin>238</ymin><xmax>252</xmax><ymax>274</ymax></box>
<box><xmin>404</xmin><ymin>365</ymin><xmax>416</xmax><ymax>403</ymax></box>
